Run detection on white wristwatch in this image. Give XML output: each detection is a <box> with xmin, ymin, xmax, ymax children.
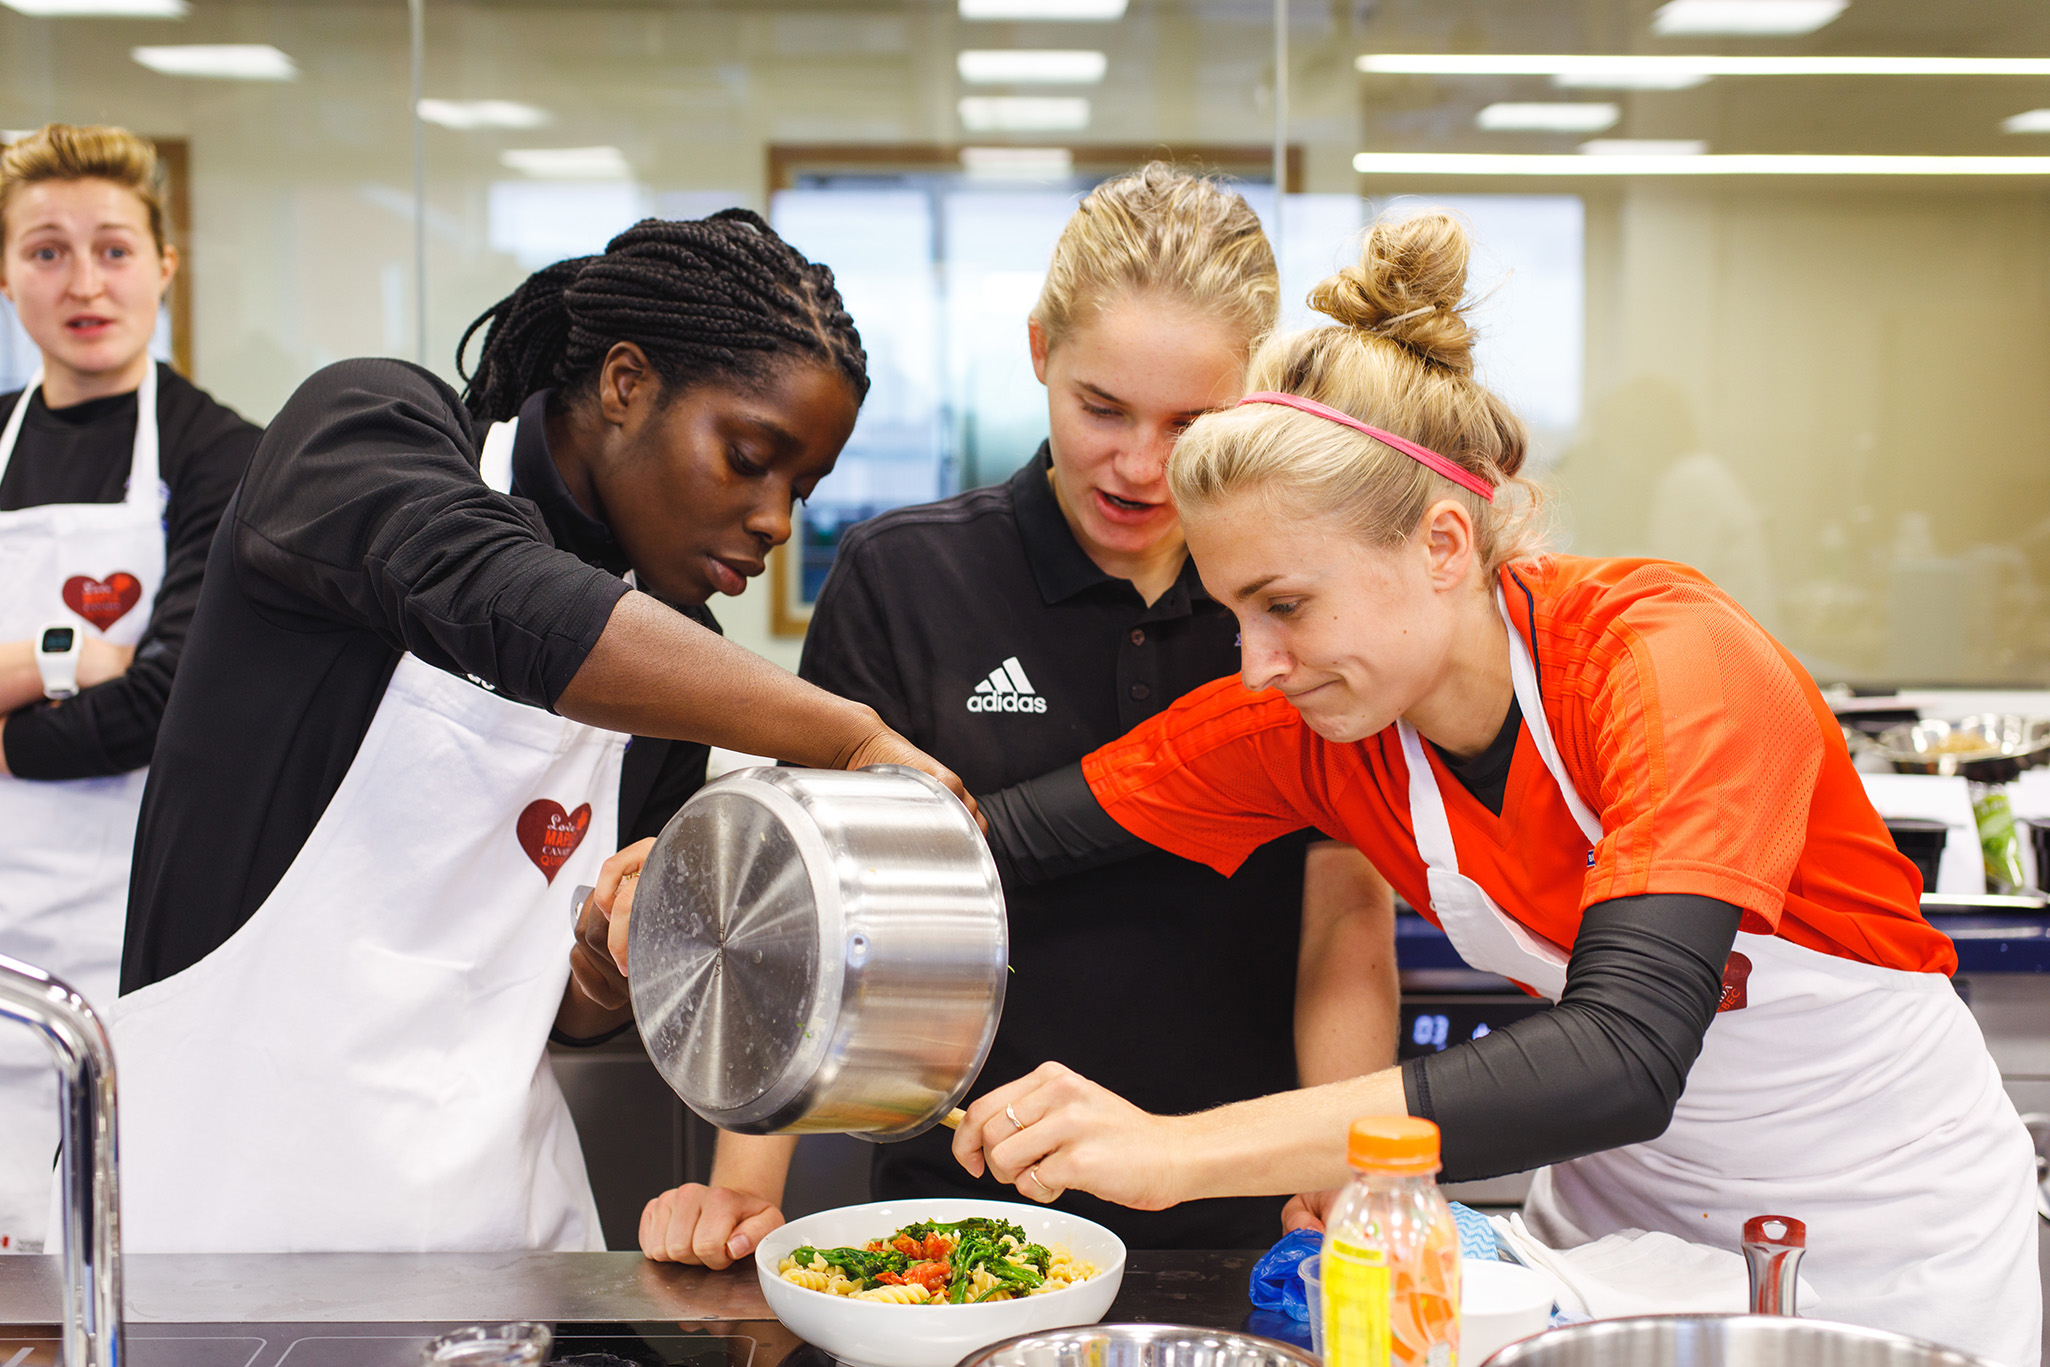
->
<box><xmin>36</xmin><ymin>622</ymin><xmax>81</xmax><ymax>700</ymax></box>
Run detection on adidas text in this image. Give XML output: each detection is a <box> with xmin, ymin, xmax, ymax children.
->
<box><xmin>968</xmin><ymin>692</ymin><xmax>1047</xmax><ymax>713</ymax></box>
<box><xmin>968</xmin><ymin>656</ymin><xmax>1046</xmax><ymax>714</ymax></box>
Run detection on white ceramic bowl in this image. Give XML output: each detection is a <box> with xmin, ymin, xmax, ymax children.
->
<box><xmin>756</xmin><ymin>1197</ymin><xmax>1128</xmax><ymax>1367</ymax></box>
<box><xmin>1462</xmin><ymin>1261</ymin><xmax>1556</xmax><ymax>1363</ymax></box>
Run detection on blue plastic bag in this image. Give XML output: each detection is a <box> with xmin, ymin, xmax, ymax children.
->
<box><xmin>1248</xmin><ymin>1204</ymin><xmax>1502</xmax><ymax>1323</ymax></box>
<box><xmin>1247</xmin><ymin>1227</ymin><xmax>1322</xmax><ymax>1320</ymax></box>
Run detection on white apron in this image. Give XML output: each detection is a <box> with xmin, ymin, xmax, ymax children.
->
<box><xmin>0</xmin><ymin>365</ymin><xmax>164</xmax><ymax>1252</ymax></box>
<box><xmin>103</xmin><ymin>417</ymin><xmax>624</xmax><ymax>1253</ymax></box>
<box><xmin>1398</xmin><ymin>589</ymin><xmax>2042</xmax><ymax>1367</ymax></box>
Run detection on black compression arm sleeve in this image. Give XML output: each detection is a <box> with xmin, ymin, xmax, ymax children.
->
<box><xmin>977</xmin><ymin>762</ymin><xmax>1149</xmax><ymax>884</ymax></box>
<box><xmin>1401</xmin><ymin>894</ymin><xmax>1742</xmax><ymax>1182</ymax></box>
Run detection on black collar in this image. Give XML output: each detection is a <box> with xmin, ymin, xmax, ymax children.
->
<box><xmin>1008</xmin><ymin>442</ymin><xmax>1210</xmax><ymax>618</ymax></box>
<box><xmin>507</xmin><ymin>389</ymin><xmax>631</xmax><ymax>578</ymax></box>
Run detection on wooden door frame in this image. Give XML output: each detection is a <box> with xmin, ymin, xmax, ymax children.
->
<box><xmin>153</xmin><ymin>137</ymin><xmax>193</xmax><ymax>377</ymax></box>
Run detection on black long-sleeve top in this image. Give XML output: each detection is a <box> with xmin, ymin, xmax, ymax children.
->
<box><xmin>0</xmin><ymin>364</ymin><xmax>258</xmax><ymax>778</ymax></box>
<box><xmin>123</xmin><ymin>360</ymin><xmax>715</xmax><ymax>992</ymax></box>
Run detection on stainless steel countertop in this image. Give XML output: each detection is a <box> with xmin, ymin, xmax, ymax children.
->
<box><xmin>0</xmin><ymin>1250</ymin><xmax>1267</xmax><ymax>1336</ymax></box>
<box><xmin>0</xmin><ymin>1251</ymin><xmax>771</xmax><ymax>1325</ymax></box>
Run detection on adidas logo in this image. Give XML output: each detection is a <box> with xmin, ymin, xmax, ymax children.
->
<box><xmin>967</xmin><ymin>656</ymin><xmax>1047</xmax><ymax>714</ymax></box>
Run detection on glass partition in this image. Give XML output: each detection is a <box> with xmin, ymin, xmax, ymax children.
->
<box><xmin>4</xmin><ymin>0</ymin><xmax>2045</xmax><ymax>684</ymax></box>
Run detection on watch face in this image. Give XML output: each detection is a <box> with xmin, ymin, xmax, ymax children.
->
<box><xmin>40</xmin><ymin>626</ymin><xmax>76</xmax><ymax>653</ymax></box>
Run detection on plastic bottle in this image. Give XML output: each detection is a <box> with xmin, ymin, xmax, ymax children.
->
<box><xmin>1321</xmin><ymin>1115</ymin><xmax>1460</xmax><ymax>1367</ymax></box>
<box><xmin>1972</xmin><ymin>783</ymin><xmax>2027</xmax><ymax>894</ymax></box>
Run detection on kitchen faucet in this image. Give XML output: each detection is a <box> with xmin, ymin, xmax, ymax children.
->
<box><xmin>0</xmin><ymin>954</ymin><xmax>122</xmax><ymax>1367</ymax></box>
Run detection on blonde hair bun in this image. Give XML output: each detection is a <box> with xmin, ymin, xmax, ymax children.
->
<box><xmin>1308</xmin><ymin>210</ymin><xmax>1476</xmax><ymax>375</ymax></box>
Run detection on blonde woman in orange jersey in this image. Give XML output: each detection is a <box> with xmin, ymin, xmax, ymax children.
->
<box><xmin>956</xmin><ymin>212</ymin><xmax>2039</xmax><ymax>1364</ymax></box>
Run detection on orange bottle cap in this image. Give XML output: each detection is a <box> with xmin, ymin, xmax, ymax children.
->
<box><xmin>1347</xmin><ymin>1115</ymin><xmax>1442</xmax><ymax>1174</ymax></box>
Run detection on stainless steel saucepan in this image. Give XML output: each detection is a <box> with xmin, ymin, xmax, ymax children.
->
<box><xmin>628</xmin><ymin>764</ymin><xmax>1007</xmax><ymax>1140</ymax></box>
<box><xmin>1483</xmin><ymin>1216</ymin><xmax>2003</xmax><ymax>1367</ymax></box>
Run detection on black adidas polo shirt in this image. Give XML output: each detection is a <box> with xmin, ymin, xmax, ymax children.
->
<box><xmin>799</xmin><ymin>444</ymin><xmax>1311</xmax><ymax>1249</ymax></box>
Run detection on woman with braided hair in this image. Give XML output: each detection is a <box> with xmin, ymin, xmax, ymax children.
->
<box><xmin>105</xmin><ymin>212</ymin><xmax>969</xmax><ymax>1254</ymax></box>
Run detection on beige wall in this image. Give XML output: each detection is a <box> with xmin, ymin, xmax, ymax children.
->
<box><xmin>1564</xmin><ymin>181</ymin><xmax>2050</xmax><ymax>682</ymax></box>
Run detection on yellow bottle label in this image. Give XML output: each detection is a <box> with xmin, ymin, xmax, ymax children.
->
<box><xmin>1323</xmin><ymin>1238</ymin><xmax>1392</xmax><ymax>1367</ymax></box>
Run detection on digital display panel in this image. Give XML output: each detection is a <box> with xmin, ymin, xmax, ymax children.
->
<box><xmin>1398</xmin><ymin>995</ymin><xmax>1549</xmax><ymax>1060</ymax></box>
<box><xmin>39</xmin><ymin>626</ymin><xmax>75</xmax><ymax>653</ymax></box>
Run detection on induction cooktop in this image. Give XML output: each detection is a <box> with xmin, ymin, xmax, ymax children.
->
<box><xmin>0</xmin><ymin>1320</ymin><xmax>828</xmax><ymax>1367</ymax></box>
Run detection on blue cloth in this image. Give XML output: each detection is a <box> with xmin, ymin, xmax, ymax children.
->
<box><xmin>1452</xmin><ymin>1202</ymin><xmax>1502</xmax><ymax>1261</ymax></box>
<box><xmin>1247</xmin><ymin>1204</ymin><xmax>1503</xmax><ymax>1323</ymax></box>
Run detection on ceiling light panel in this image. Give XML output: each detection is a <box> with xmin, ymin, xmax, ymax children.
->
<box><xmin>2004</xmin><ymin>109</ymin><xmax>2050</xmax><ymax>134</ymax></box>
<box><xmin>1553</xmin><ymin>69</ymin><xmax>1712</xmax><ymax>91</ymax></box>
<box><xmin>131</xmin><ymin>44</ymin><xmax>295</xmax><ymax>79</ymax></box>
<box><xmin>1476</xmin><ymin>102</ymin><xmax>1619</xmax><ymax>133</ymax></box>
<box><xmin>1580</xmin><ymin>139</ymin><xmax>1708</xmax><ymax>155</ymax></box>
<box><xmin>5</xmin><ymin>0</ymin><xmax>185</xmax><ymax>14</ymax></box>
<box><xmin>418</xmin><ymin>99</ymin><xmax>552</xmax><ymax>130</ymax></box>
<box><xmin>500</xmin><ymin>146</ymin><xmax>631</xmax><ymax>179</ymax></box>
<box><xmin>1357</xmin><ymin>54</ymin><xmax>2050</xmax><ymax>79</ymax></box>
<box><xmin>958</xmin><ymin>96</ymin><xmax>1090</xmax><ymax>132</ymax></box>
<box><xmin>1354</xmin><ymin>152</ymin><xmax>2050</xmax><ymax>176</ymax></box>
<box><xmin>957</xmin><ymin>49</ymin><xmax>1107</xmax><ymax>84</ymax></box>
<box><xmin>1651</xmin><ymin>0</ymin><xmax>1846</xmax><ymax>36</ymax></box>
<box><xmin>959</xmin><ymin>0</ymin><xmax>1126</xmax><ymax>18</ymax></box>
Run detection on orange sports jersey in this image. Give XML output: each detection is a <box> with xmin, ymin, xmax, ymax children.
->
<box><xmin>1082</xmin><ymin>555</ymin><xmax>1955</xmax><ymax>977</ymax></box>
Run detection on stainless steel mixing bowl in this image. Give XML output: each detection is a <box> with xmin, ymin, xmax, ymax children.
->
<box><xmin>954</xmin><ymin>1324</ymin><xmax>1321</xmax><ymax>1367</ymax></box>
<box><xmin>1481</xmin><ymin>1216</ymin><xmax>2001</xmax><ymax>1367</ymax></box>
<box><xmin>629</xmin><ymin>764</ymin><xmax>1007</xmax><ymax>1139</ymax></box>
<box><xmin>1877</xmin><ymin>713</ymin><xmax>2050</xmax><ymax>783</ymax></box>
<box><xmin>1480</xmin><ymin>1315</ymin><xmax>2001</xmax><ymax>1367</ymax></box>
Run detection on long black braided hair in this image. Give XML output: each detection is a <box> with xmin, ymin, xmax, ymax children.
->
<box><xmin>457</xmin><ymin>208</ymin><xmax>868</xmax><ymax>424</ymax></box>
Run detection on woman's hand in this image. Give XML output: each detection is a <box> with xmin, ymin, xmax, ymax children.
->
<box><xmin>835</xmin><ymin>725</ymin><xmax>982</xmax><ymax>830</ymax></box>
<box><xmin>640</xmin><ymin>1183</ymin><xmax>786</xmax><ymax>1269</ymax></box>
<box><xmin>950</xmin><ymin>1062</ymin><xmax>1185</xmax><ymax>1211</ymax></box>
<box><xmin>569</xmin><ymin>839</ymin><xmax>653</xmax><ymax>1011</ymax></box>
<box><xmin>1281</xmin><ymin>1188</ymin><xmax>1341</xmax><ymax>1234</ymax></box>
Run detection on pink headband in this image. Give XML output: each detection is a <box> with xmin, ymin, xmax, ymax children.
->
<box><xmin>1235</xmin><ymin>391</ymin><xmax>1495</xmax><ymax>503</ymax></box>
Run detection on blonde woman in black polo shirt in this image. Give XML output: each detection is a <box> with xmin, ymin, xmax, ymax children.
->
<box><xmin>641</xmin><ymin>164</ymin><xmax>1397</xmax><ymax>1259</ymax></box>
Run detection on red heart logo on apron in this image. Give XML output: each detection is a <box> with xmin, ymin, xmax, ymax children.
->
<box><xmin>516</xmin><ymin>800</ymin><xmax>592</xmax><ymax>884</ymax></box>
<box><xmin>1717</xmin><ymin>950</ymin><xmax>1752</xmax><ymax>1013</ymax></box>
<box><xmin>62</xmin><ymin>573</ymin><xmax>143</xmax><ymax>631</ymax></box>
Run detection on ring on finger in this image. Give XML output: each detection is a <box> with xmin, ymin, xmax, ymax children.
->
<box><xmin>1028</xmin><ymin>1167</ymin><xmax>1054</xmax><ymax>1198</ymax></box>
<box><xmin>1005</xmin><ymin>1103</ymin><xmax>1024</xmax><ymax>1131</ymax></box>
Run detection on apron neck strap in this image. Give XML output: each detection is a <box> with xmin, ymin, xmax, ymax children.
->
<box><xmin>124</xmin><ymin>361</ymin><xmax>161</xmax><ymax>511</ymax></box>
<box><xmin>479</xmin><ymin>418</ymin><xmax>518</xmax><ymax>496</ymax></box>
<box><xmin>1496</xmin><ymin>582</ymin><xmax>1603</xmax><ymax>845</ymax></box>
<box><xmin>0</xmin><ymin>367</ymin><xmax>45</xmax><ymax>482</ymax></box>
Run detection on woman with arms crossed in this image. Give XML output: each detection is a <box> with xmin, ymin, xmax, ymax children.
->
<box><xmin>114</xmin><ymin>212</ymin><xmax>967</xmax><ymax>1253</ymax></box>
<box><xmin>641</xmin><ymin>165</ymin><xmax>1396</xmax><ymax>1264</ymax></box>
<box><xmin>955</xmin><ymin>213</ymin><xmax>2038</xmax><ymax>1363</ymax></box>
<box><xmin>0</xmin><ymin>125</ymin><xmax>258</xmax><ymax>1252</ymax></box>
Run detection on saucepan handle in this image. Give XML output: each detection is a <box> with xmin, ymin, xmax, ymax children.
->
<box><xmin>1742</xmin><ymin>1214</ymin><xmax>1807</xmax><ymax>1316</ymax></box>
